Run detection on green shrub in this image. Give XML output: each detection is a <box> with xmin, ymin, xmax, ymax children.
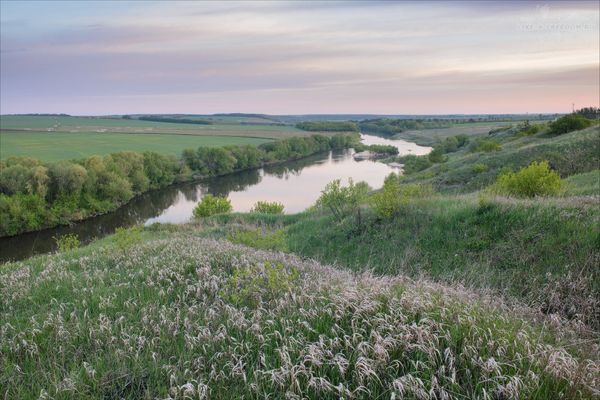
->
<box><xmin>370</xmin><ymin>173</ymin><xmax>433</xmax><ymax>218</ymax></box>
<box><xmin>549</xmin><ymin>114</ymin><xmax>592</xmax><ymax>135</ymax></box>
<box><xmin>251</xmin><ymin>201</ymin><xmax>285</xmax><ymax>214</ymax></box>
<box><xmin>316</xmin><ymin>178</ymin><xmax>370</xmax><ymax>222</ymax></box>
<box><xmin>112</xmin><ymin>226</ymin><xmax>143</xmax><ymax>251</ymax></box>
<box><xmin>228</xmin><ymin>228</ymin><xmax>287</xmax><ymax>251</ymax></box>
<box><xmin>469</xmin><ymin>139</ymin><xmax>501</xmax><ymax>153</ymax></box>
<box><xmin>428</xmin><ymin>146</ymin><xmax>447</xmax><ymax>163</ymax></box>
<box><xmin>471</xmin><ymin>163</ymin><xmax>489</xmax><ymax>173</ymax></box>
<box><xmin>221</xmin><ymin>261</ymin><xmax>299</xmax><ymax>306</ymax></box>
<box><xmin>193</xmin><ymin>194</ymin><xmax>233</xmax><ymax>218</ymax></box>
<box><xmin>397</xmin><ymin>154</ymin><xmax>432</xmax><ymax>174</ymax></box>
<box><xmin>53</xmin><ymin>233</ymin><xmax>80</xmax><ymax>252</ymax></box>
<box><xmin>491</xmin><ymin>161</ymin><xmax>563</xmax><ymax>198</ymax></box>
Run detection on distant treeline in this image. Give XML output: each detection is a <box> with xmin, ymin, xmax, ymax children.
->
<box><xmin>135</xmin><ymin>116</ymin><xmax>213</xmax><ymax>125</ymax></box>
<box><xmin>359</xmin><ymin>119</ymin><xmax>452</xmax><ymax>136</ymax></box>
<box><xmin>296</xmin><ymin>121</ymin><xmax>359</xmax><ymax>132</ymax></box>
<box><xmin>0</xmin><ymin>133</ymin><xmax>358</xmax><ymax>236</ymax></box>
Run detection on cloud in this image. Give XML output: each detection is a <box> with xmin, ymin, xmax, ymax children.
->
<box><xmin>1</xmin><ymin>1</ymin><xmax>598</xmax><ymax>114</ymax></box>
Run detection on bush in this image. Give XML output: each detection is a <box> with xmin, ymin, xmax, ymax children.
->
<box><xmin>427</xmin><ymin>146</ymin><xmax>447</xmax><ymax>163</ymax></box>
<box><xmin>469</xmin><ymin>139</ymin><xmax>501</xmax><ymax>153</ymax></box>
<box><xmin>221</xmin><ymin>261</ymin><xmax>299</xmax><ymax>306</ymax></box>
<box><xmin>369</xmin><ymin>173</ymin><xmax>433</xmax><ymax>218</ymax></box>
<box><xmin>54</xmin><ymin>233</ymin><xmax>80</xmax><ymax>252</ymax></box>
<box><xmin>471</xmin><ymin>163</ymin><xmax>489</xmax><ymax>173</ymax></box>
<box><xmin>491</xmin><ymin>161</ymin><xmax>563</xmax><ymax>198</ymax></box>
<box><xmin>316</xmin><ymin>178</ymin><xmax>370</xmax><ymax>222</ymax></box>
<box><xmin>549</xmin><ymin>114</ymin><xmax>592</xmax><ymax>135</ymax></box>
<box><xmin>193</xmin><ymin>194</ymin><xmax>233</xmax><ymax>218</ymax></box>
<box><xmin>112</xmin><ymin>226</ymin><xmax>143</xmax><ymax>251</ymax></box>
<box><xmin>251</xmin><ymin>201</ymin><xmax>285</xmax><ymax>214</ymax></box>
<box><xmin>397</xmin><ymin>154</ymin><xmax>432</xmax><ymax>174</ymax></box>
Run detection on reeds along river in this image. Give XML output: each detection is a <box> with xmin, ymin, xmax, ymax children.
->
<box><xmin>0</xmin><ymin>134</ymin><xmax>430</xmax><ymax>263</ymax></box>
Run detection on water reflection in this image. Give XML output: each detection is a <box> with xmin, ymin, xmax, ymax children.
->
<box><xmin>0</xmin><ymin>135</ymin><xmax>430</xmax><ymax>263</ymax></box>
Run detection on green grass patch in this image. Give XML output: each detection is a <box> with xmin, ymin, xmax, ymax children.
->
<box><xmin>0</xmin><ymin>131</ymin><xmax>272</xmax><ymax>161</ymax></box>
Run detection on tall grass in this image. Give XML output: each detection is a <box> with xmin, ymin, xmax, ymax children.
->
<box><xmin>1</xmin><ymin>237</ymin><xmax>598</xmax><ymax>399</ymax></box>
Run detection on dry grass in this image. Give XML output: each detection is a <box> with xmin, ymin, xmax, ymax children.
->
<box><xmin>1</xmin><ymin>236</ymin><xmax>598</xmax><ymax>399</ymax></box>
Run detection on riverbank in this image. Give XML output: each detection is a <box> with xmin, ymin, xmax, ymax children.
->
<box><xmin>0</xmin><ymin>133</ymin><xmax>359</xmax><ymax>237</ymax></box>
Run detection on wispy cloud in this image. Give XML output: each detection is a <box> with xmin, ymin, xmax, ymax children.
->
<box><xmin>1</xmin><ymin>1</ymin><xmax>598</xmax><ymax>114</ymax></box>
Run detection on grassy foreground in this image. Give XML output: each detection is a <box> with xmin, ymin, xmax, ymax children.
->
<box><xmin>1</xmin><ymin>235</ymin><xmax>598</xmax><ymax>399</ymax></box>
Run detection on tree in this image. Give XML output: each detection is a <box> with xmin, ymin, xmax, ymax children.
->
<box><xmin>549</xmin><ymin>114</ymin><xmax>592</xmax><ymax>135</ymax></box>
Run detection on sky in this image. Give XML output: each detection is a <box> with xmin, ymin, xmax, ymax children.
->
<box><xmin>1</xmin><ymin>1</ymin><xmax>598</xmax><ymax>115</ymax></box>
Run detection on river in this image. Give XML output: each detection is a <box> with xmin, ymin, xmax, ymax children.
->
<box><xmin>0</xmin><ymin>134</ymin><xmax>430</xmax><ymax>263</ymax></box>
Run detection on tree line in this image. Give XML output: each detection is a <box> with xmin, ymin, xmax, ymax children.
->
<box><xmin>295</xmin><ymin>121</ymin><xmax>359</xmax><ymax>132</ymax></box>
<box><xmin>0</xmin><ymin>133</ymin><xmax>358</xmax><ymax>236</ymax></box>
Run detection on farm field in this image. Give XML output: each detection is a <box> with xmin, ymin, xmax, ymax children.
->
<box><xmin>0</xmin><ymin>115</ymin><xmax>310</xmax><ymax>139</ymax></box>
<box><xmin>0</xmin><ymin>131</ymin><xmax>272</xmax><ymax>161</ymax></box>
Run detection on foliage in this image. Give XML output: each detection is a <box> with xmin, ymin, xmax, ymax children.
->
<box><xmin>0</xmin><ymin>134</ymin><xmax>357</xmax><ymax>236</ymax></box>
<box><xmin>316</xmin><ymin>178</ymin><xmax>370</xmax><ymax>222</ymax></box>
<box><xmin>396</xmin><ymin>154</ymin><xmax>432</xmax><ymax>174</ymax></box>
<box><xmin>251</xmin><ymin>201</ymin><xmax>285</xmax><ymax>214</ymax></box>
<box><xmin>359</xmin><ymin>118</ymin><xmax>451</xmax><ymax>136</ymax></box>
<box><xmin>468</xmin><ymin>138</ymin><xmax>501</xmax><ymax>153</ymax></box>
<box><xmin>221</xmin><ymin>260</ymin><xmax>300</xmax><ymax>307</ymax></box>
<box><xmin>491</xmin><ymin>161</ymin><xmax>563</xmax><ymax>198</ymax></box>
<box><xmin>427</xmin><ymin>146</ymin><xmax>447</xmax><ymax>163</ymax></box>
<box><xmin>471</xmin><ymin>163</ymin><xmax>489</xmax><ymax>173</ymax></box>
<box><xmin>112</xmin><ymin>226</ymin><xmax>143</xmax><ymax>251</ymax></box>
<box><xmin>574</xmin><ymin>106</ymin><xmax>600</xmax><ymax>120</ymax></box>
<box><xmin>549</xmin><ymin>114</ymin><xmax>592</xmax><ymax>135</ymax></box>
<box><xmin>53</xmin><ymin>233</ymin><xmax>80</xmax><ymax>252</ymax></box>
<box><xmin>352</xmin><ymin>143</ymin><xmax>399</xmax><ymax>155</ymax></box>
<box><xmin>369</xmin><ymin>173</ymin><xmax>432</xmax><ymax>218</ymax></box>
<box><xmin>193</xmin><ymin>194</ymin><xmax>233</xmax><ymax>218</ymax></box>
<box><xmin>295</xmin><ymin>121</ymin><xmax>358</xmax><ymax>132</ymax></box>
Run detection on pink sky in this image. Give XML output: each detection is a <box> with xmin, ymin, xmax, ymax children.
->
<box><xmin>1</xmin><ymin>1</ymin><xmax>598</xmax><ymax>114</ymax></box>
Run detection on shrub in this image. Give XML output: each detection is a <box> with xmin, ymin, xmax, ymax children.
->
<box><xmin>549</xmin><ymin>114</ymin><xmax>592</xmax><ymax>135</ymax></box>
<box><xmin>427</xmin><ymin>146</ymin><xmax>447</xmax><ymax>163</ymax></box>
<box><xmin>251</xmin><ymin>201</ymin><xmax>285</xmax><ymax>214</ymax></box>
<box><xmin>471</xmin><ymin>163</ymin><xmax>489</xmax><ymax>173</ymax></box>
<box><xmin>112</xmin><ymin>226</ymin><xmax>143</xmax><ymax>251</ymax></box>
<box><xmin>491</xmin><ymin>161</ymin><xmax>563</xmax><ymax>198</ymax></box>
<box><xmin>397</xmin><ymin>154</ymin><xmax>432</xmax><ymax>174</ymax></box>
<box><xmin>469</xmin><ymin>139</ymin><xmax>501</xmax><ymax>153</ymax></box>
<box><xmin>221</xmin><ymin>261</ymin><xmax>299</xmax><ymax>306</ymax></box>
<box><xmin>370</xmin><ymin>173</ymin><xmax>433</xmax><ymax>218</ymax></box>
<box><xmin>193</xmin><ymin>194</ymin><xmax>233</xmax><ymax>218</ymax></box>
<box><xmin>316</xmin><ymin>178</ymin><xmax>370</xmax><ymax>222</ymax></box>
<box><xmin>54</xmin><ymin>233</ymin><xmax>80</xmax><ymax>252</ymax></box>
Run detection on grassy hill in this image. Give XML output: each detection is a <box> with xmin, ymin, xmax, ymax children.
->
<box><xmin>2</xmin><ymin>234</ymin><xmax>598</xmax><ymax>399</ymax></box>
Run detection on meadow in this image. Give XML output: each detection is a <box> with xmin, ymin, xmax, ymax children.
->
<box><xmin>0</xmin><ymin>115</ymin><xmax>345</xmax><ymax>161</ymax></box>
<box><xmin>0</xmin><ymin>131</ymin><xmax>272</xmax><ymax>161</ymax></box>
<box><xmin>1</xmin><ymin>234</ymin><xmax>598</xmax><ymax>399</ymax></box>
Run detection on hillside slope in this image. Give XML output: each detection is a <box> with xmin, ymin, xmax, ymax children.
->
<box><xmin>1</xmin><ymin>236</ymin><xmax>598</xmax><ymax>399</ymax></box>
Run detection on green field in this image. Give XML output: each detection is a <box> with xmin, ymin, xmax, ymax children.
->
<box><xmin>0</xmin><ymin>115</ymin><xmax>308</xmax><ymax>139</ymax></box>
<box><xmin>0</xmin><ymin>131</ymin><xmax>272</xmax><ymax>161</ymax></box>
